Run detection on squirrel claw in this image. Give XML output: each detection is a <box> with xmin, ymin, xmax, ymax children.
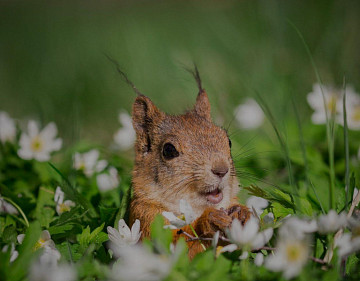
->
<box><xmin>227</xmin><ymin>204</ymin><xmax>252</xmax><ymax>225</ymax></box>
<box><xmin>208</xmin><ymin>209</ymin><xmax>232</xmax><ymax>233</ymax></box>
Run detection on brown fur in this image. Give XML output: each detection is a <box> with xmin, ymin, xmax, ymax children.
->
<box><xmin>129</xmin><ymin>89</ymin><xmax>251</xmax><ymax>258</ymax></box>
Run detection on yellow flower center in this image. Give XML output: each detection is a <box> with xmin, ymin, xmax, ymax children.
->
<box><xmin>178</xmin><ymin>214</ymin><xmax>186</xmax><ymax>221</ymax></box>
<box><xmin>216</xmin><ymin>246</ymin><xmax>223</xmax><ymax>258</ymax></box>
<box><xmin>34</xmin><ymin>238</ymin><xmax>46</xmax><ymax>251</ymax></box>
<box><xmin>58</xmin><ymin>203</ymin><xmax>71</xmax><ymax>214</ymax></box>
<box><xmin>353</xmin><ymin>225</ymin><xmax>360</xmax><ymax>237</ymax></box>
<box><xmin>327</xmin><ymin>95</ymin><xmax>338</xmax><ymax>115</ymax></box>
<box><xmin>351</xmin><ymin>107</ymin><xmax>360</xmax><ymax>122</ymax></box>
<box><xmin>286</xmin><ymin>243</ymin><xmax>304</xmax><ymax>262</ymax></box>
<box><xmin>77</xmin><ymin>160</ymin><xmax>86</xmax><ymax>171</ymax></box>
<box><xmin>31</xmin><ymin>137</ymin><xmax>43</xmax><ymax>152</ymax></box>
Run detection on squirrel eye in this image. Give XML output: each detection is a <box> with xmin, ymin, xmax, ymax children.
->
<box><xmin>228</xmin><ymin>138</ymin><xmax>232</xmax><ymax>148</ymax></box>
<box><xmin>162</xmin><ymin>143</ymin><xmax>179</xmax><ymax>160</ymax></box>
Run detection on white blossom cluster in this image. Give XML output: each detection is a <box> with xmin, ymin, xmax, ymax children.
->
<box><xmin>73</xmin><ymin>149</ymin><xmax>120</xmax><ymax>192</ymax></box>
<box><xmin>0</xmin><ymin>111</ymin><xmax>62</xmax><ymax>161</ymax></box>
<box><xmin>106</xmin><ymin>218</ymin><xmax>181</xmax><ymax>281</ymax></box>
<box><xmin>307</xmin><ymin>83</ymin><xmax>360</xmax><ymax>130</ymax></box>
<box><xmin>0</xmin><ymin>110</ymin><xmax>131</xmax><ymax>192</ymax></box>
<box><xmin>160</xmin><ymin>197</ymin><xmax>360</xmax><ymax>280</ymax></box>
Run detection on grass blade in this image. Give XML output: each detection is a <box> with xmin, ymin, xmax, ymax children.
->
<box><xmin>255</xmin><ymin>93</ymin><xmax>297</xmax><ymax>213</ymax></box>
<box><xmin>288</xmin><ymin>20</ymin><xmax>336</xmax><ymax>210</ymax></box>
<box><xmin>342</xmin><ymin>77</ymin><xmax>350</xmax><ymax>211</ymax></box>
<box><xmin>48</xmin><ymin>162</ymin><xmax>97</xmax><ymax>217</ymax></box>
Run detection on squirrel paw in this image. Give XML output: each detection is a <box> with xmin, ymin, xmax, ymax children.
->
<box><xmin>226</xmin><ymin>204</ymin><xmax>252</xmax><ymax>225</ymax></box>
<box><xmin>207</xmin><ymin>208</ymin><xmax>233</xmax><ymax>233</ymax></box>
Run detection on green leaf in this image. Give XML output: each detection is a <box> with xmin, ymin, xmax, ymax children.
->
<box><xmin>48</xmin><ymin>162</ymin><xmax>97</xmax><ymax>217</ymax></box>
<box><xmin>48</xmin><ymin>223</ymin><xmax>75</xmax><ymax>235</ymax></box>
<box><xmin>34</xmin><ymin>186</ymin><xmax>56</xmax><ymax>228</ymax></box>
<box><xmin>297</xmin><ymin>197</ymin><xmax>313</xmax><ymax>216</ymax></box>
<box><xmin>33</xmin><ymin>162</ymin><xmax>52</xmax><ymax>182</ymax></box>
<box><xmin>77</xmin><ymin>223</ymin><xmax>105</xmax><ymax>248</ymax></box>
<box><xmin>89</xmin><ymin>223</ymin><xmax>105</xmax><ymax>242</ymax></box>
<box><xmin>78</xmin><ymin>225</ymin><xmax>91</xmax><ymax>247</ymax></box>
<box><xmin>2</xmin><ymin>225</ymin><xmax>17</xmax><ymax>244</ymax></box>
<box><xmin>99</xmin><ymin>206</ymin><xmax>118</xmax><ymax>226</ymax></box>
<box><xmin>8</xmin><ymin>221</ymin><xmax>41</xmax><ymax>281</ymax></box>
<box><xmin>94</xmin><ymin>232</ymin><xmax>108</xmax><ymax>244</ymax></box>
<box><xmin>150</xmin><ymin>215</ymin><xmax>173</xmax><ymax>254</ymax></box>
<box><xmin>57</xmin><ymin>241</ymin><xmax>83</xmax><ymax>262</ymax></box>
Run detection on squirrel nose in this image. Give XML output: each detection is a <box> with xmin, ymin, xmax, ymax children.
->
<box><xmin>211</xmin><ymin>166</ymin><xmax>229</xmax><ymax>178</ymax></box>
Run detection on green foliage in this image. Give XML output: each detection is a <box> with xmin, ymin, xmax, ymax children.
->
<box><xmin>151</xmin><ymin>215</ymin><xmax>173</xmax><ymax>254</ymax></box>
<box><xmin>1</xmin><ymin>1</ymin><xmax>360</xmax><ymax>280</ymax></box>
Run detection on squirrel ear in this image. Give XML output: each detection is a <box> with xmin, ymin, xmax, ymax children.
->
<box><xmin>194</xmin><ymin>91</ymin><xmax>211</xmax><ymax>121</ymax></box>
<box><xmin>132</xmin><ymin>95</ymin><xmax>164</xmax><ymax>152</ymax></box>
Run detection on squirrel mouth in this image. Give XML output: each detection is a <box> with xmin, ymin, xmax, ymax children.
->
<box><xmin>205</xmin><ymin>188</ymin><xmax>223</xmax><ymax>204</ymax></box>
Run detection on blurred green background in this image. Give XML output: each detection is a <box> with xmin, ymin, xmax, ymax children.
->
<box><xmin>1</xmin><ymin>0</ymin><xmax>359</xmax><ymax>148</ymax></box>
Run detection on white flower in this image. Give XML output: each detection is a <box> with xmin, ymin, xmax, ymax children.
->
<box><xmin>339</xmin><ymin>86</ymin><xmax>360</xmax><ymax>130</ymax></box>
<box><xmin>334</xmin><ymin>233</ymin><xmax>360</xmax><ymax>258</ymax></box>
<box><xmin>227</xmin><ymin>217</ymin><xmax>273</xmax><ymax>250</ymax></box>
<box><xmin>96</xmin><ymin>167</ymin><xmax>120</xmax><ymax>191</ymax></box>
<box><xmin>353</xmin><ymin>187</ymin><xmax>359</xmax><ymax>205</ymax></box>
<box><xmin>34</xmin><ymin>230</ymin><xmax>56</xmax><ymax>249</ymax></box>
<box><xmin>212</xmin><ymin>231</ymin><xmax>238</xmax><ymax>257</ymax></box>
<box><xmin>0</xmin><ymin>195</ymin><xmax>18</xmax><ymax>215</ymax></box>
<box><xmin>279</xmin><ymin>217</ymin><xmax>317</xmax><ymax>240</ymax></box>
<box><xmin>162</xmin><ymin>199</ymin><xmax>196</xmax><ymax>229</ymax></box>
<box><xmin>2</xmin><ymin>243</ymin><xmax>19</xmax><ymax>263</ymax></box>
<box><xmin>307</xmin><ymin>83</ymin><xmax>343</xmax><ymax>124</ymax></box>
<box><xmin>348</xmin><ymin>215</ymin><xmax>360</xmax><ymax>232</ymax></box>
<box><xmin>107</xmin><ymin>219</ymin><xmax>141</xmax><ymax>251</ymax></box>
<box><xmin>20</xmin><ymin>230</ymin><xmax>61</xmax><ymax>265</ymax></box>
<box><xmin>307</xmin><ymin>83</ymin><xmax>360</xmax><ymax>130</ymax></box>
<box><xmin>39</xmin><ymin>246</ymin><xmax>61</xmax><ymax>266</ymax></box>
<box><xmin>110</xmin><ymin>245</ymin><xmax>174</xmax><ymax>281</ymax></box>
<box><xmin>18</xmin><ymin>121</ymin><xmax>62</xmax><ymax>162</ymax></box>
<box><xmin>113</xmin><ymin>111</ymin><xmax>136</xmax><ymax>150</ymax></box>
<box><xmin>246</xmin><ymin>196</ymin><xmax>268</xmax><ymax>216</ymax></box>
<box><xmin>0</xmin><ymin>111</ymin><xmax>16</xmax><ymax>144</ymax></box>
<box><xmin>29</xmin><ymin>261</ymin><xmax>76</xmax><ymax>281</ymax></box>
<box><xmin>214</xmin><ymin>242</ymin><xmax>238</xmax><ymax>258</ymax></box>
<box><xmin>265</xmin><ymin>236</ymin><xmax>310</xmax><ymax>280</ymax></box>
<box><xmin>263</xmin><ymin>212</ymin><xmax>275</xmax><ymax>224</ymax></box>
<box><xmin>317</xmin><ymin>210</ymin><xmax>347</xmax><ymax>234</ymax></box>
<box><xmin>212</xmin><ymin>231</ymin><xmax>220</xmax><ymax>249</ymax></box>
<box><xmin>73</xmin><ymin>149</ymin><xmax>108</xmax><ymax>177</ymax></box>
<box><xmin>54</xmin><ymin>186</ymin><xmax>64</xmax><ymax>205</ymax></box>
<box><xmin>17</xmin><ymin>234</ymin><xmax>25</xmax><ymax>244</ymax></box>
<box><xmin>239</xmin><ymin>251</ymin><xmax>249</xmax><ymax>260</ymax></box>
<box><xmin>234</xmin><ymin>98</ymin><xmax>264</xmax><ymax>129</ymax></box>
<box><xmin>54</xmin><ymin>187</ymin><xmax>75</xmax><ymax>215</ymax></box>
<box><xmin>254</xmin><ymin>253</ymin><xmax>264</xmax><ymax>266</ymax></box>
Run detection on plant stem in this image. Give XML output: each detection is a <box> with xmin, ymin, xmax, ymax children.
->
<box><xmin>288</xmin><ymin>20</ymin><xmax>336</xmax><ymax>210</ymax></box>
<box><xmin>343</xmin><ymin>77</ymin><xmax>350</xmax><ymax>211</ymax></box>
<box><xmin>2</xmin><ymin>196</ymin><xmax>29</xmax><ymax>227</ymax></box>
<box><xmin>189</xmin><ymin>225</ymin><xmax>206</xmax><ymax>251</ymax></box>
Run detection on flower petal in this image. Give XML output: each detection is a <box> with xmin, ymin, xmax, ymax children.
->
<box><xmin>40</xmin><ymin>122</ymin><xmax>58</xmax><ymax>141</ymax></box>
<box><xmin>28</xmin><ymin>121</ymin><xmax>39</xmax><ymax>138</ymax></box>
<box><xmin>162</xmin><ymin>211</ymin><xmax>186</xmax><ymax>229</ymax></box>
<box><xmin>252</xmin><ymin>228</ymin><xmax>273</xmax><ymax>249</ymax></box>
<box><xmin>117</xmin><ymin>219</ymin><xmax>132</xmax><ymax>239</ymax></box>
<box><xmin>179</xmin><ymin>199</ymin><xmax>196</xmax><ymax>224</ymax></box>
<box><xmin>131</xmin><ymin>219</ymin><xmax>141</xmax><ymax>243</ymax></box>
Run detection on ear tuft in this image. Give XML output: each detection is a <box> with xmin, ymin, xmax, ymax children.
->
<box><xmin>132</xmin><ymin>95</ymin><xmax>164</xmax><ymax>153</ymax></box>
<box><xmin>194</xmin><ymin>90</ymin><xmax>211</xmax><ymax>121</ymax></box>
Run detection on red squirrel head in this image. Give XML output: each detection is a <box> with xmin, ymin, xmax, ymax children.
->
<box><xmin>131</xmin><ymin>90</ymin><xmax>239</xmax><ymax>218</ymax></box>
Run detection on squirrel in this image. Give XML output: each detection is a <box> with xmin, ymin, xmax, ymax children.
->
<box><xmin>128</xmin><ymin>68</ymin><xmax>251</xmax><ymax>258</ymax></box>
